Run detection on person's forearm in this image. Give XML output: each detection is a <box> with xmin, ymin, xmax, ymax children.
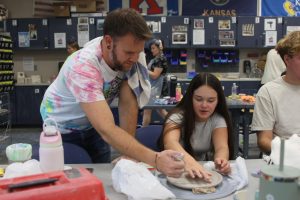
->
<box><xmin>214</xmin><ymin>147</ymin><xmax>229</xmax><ymax>160</ymax></box>
<box><xmin>258</xmin><ymin>139</ymin><xmax>272</xmax><ymax>153</ymax></box>
<box><xmin>118</xmin><ymin>81</ymin><xmax>138</xmax><ymax>136</ymax></box>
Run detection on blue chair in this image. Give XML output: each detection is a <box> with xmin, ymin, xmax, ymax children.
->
<box><xmin>32</xmin><ymin>142</ymin><xmax>92</xmax><ymax>164</ymax></box>
<box><xmin>135</xmin><ymin>125</ymin><xmax>163</xmax><ymax>151</ymax></box>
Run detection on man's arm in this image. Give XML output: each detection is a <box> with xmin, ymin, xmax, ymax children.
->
<box><xmin>257</xmin><ymin>130</ymin><xmax>273</xmax><ymax>153</ymax></box>
<box><xmin>118</xmin><ymin>80</ymin><xmax>138</xmax><ymax>136</ymax></box>
<box><xmin>80</xmin><ymin>100</ymin><xmax>185</xmax><ymax>177</ymax></box>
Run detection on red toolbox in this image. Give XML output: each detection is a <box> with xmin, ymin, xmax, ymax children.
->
<box><xmin>0</xmin><ymin>167</ymin><xmax>106</xmax><ymax>200</ymax></box>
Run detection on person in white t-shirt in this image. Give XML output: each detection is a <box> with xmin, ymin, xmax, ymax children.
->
<box><xmin>158</xmin><ymin>73</ymin><xmax>233</xmax><ymax>182</ymax></box>
<box><xmin>40</xmin><ymin>8</ymin><xmax>184</xmax><ymax>177</ymax></box>
<box><xmin>252</xmin><ymin>31</ymin><xmax>300</xmax><ymax>154</ymax></box>
<box><xmin>261</xmin><ymin>48</ymin><xmax>286</xmax><ymax>84</ymax></box>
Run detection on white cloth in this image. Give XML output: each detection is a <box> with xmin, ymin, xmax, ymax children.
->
<box><xmin>203</xmin><ymin>157</ymin><xmax>248</xmax><ymax>191</ymax></box>
<box><xmin>112</xmin><ymin>159</ymin><xmax>175</xmax><ymax>200</ymax></box>
<box><xmin>261</xmin><ymin>49</ymin><xmax>286</xmax><ymax>84</ymax></box>
<box><xmin>270</xmin><ymin>134</ymin><xmax>300</xmax><ymax>170</ymax></box>
<box><xmin>126</xmin><ymin>61</ymin><xmax>151</xmax><ymax>108</ymax></box>
<box><xmin>252</xmin><ymin>77</ymin><xmax>300</xmax><ymax>138</ymax></box>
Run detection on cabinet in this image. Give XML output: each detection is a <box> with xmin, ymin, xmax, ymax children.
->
<box><xmin>15</xmin><ymin>86</ymin><xmax>48</xmax><ymax>125</ymax></box>
<box><xmin>237</xmin><ymin>16</ymin><xmax>283</xmax><ymax>48</ymax></box>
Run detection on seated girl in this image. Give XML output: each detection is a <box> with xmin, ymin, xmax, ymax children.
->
<box><xmin>158</xmin><ymin>73</ymin><xmax>233</xmax><ymax>181</ymax></box>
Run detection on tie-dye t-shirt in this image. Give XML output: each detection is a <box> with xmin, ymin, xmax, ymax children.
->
<box><xmin>40</xmin><ymin>37</ymin><xmax>124</xmax><ymax>133</ymax></box>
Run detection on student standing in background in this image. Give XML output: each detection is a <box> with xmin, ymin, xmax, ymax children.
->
<box><xmin>261</xmin><ymin>47</ymin><xmax>286</xmax><ymax>84</ymax></box>
<box><xmin>67</xmin><ymin>39</ymin><xmax>80</xmax><ymax>55</ymax></box>
<box><xmin>142</xmin><ymin>39</ymin><xmax>168</xmax><ymax>126</ymax></box>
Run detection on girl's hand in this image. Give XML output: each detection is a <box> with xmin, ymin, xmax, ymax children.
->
<box><xmin>185</xmin><ymin>159</ymin><xmax>212</xmax><ymax>182</ymax></box>
<box><xmin>214</xmin><ymin>158</ymin><xmax>231</xmax><ymax>175</ymax></box>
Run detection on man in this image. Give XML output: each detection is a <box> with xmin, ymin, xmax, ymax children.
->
<box><xmin>261</xmin><ymin>48</ymin><xmax>286</xmax><ymax>85</ymax></box>
<box><xmin>40</xmin><ymin>8</ymin><xmax>184</xmax><ymax>177</ymax></box>
<box><xmin>252</xmin><ymin>31</ymin><xmax>300</xmax><ymax>153</ymax></box>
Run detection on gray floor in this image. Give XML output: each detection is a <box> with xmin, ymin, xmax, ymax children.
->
<box><xmin>0</xmin><ymin>128</ymin><xmax>260</xmax><ymax>164</ymax></box>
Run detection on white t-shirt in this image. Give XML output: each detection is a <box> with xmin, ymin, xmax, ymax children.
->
<box><xmin>168</xmin><ymin>112</ymin><xmax>227</xmax><ymax>160</ymax></box>
<box><xmin>40</xmin><ymin>37</ymin><xmax>125</xmax><ymax>133</ymax></box>
<box><xmin>261</xmin><ymin>49</ymin><xmax>286</xmax><ymax>84</ymax></box>
<box><xmin>252</xmin><ymin>77</ymin><xmax>300</xmax><ymax>138</ymax></box>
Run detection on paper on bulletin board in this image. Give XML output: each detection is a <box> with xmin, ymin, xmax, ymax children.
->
<box><xmin>286</xmin><ymin>26</ymin><xmax>300</xmax><ymax>35</ymax></box>
<box><xmin>77</xmin><ymin>24</ymin><xmax>89</xmax><ymax>47</ymax></box>
<box><xmin>18</xmin><ymin>32</ymin><xmax>30</xmax><ymax>47</ymax></box>
<box><xmin>193</xmin><ymin>29</ymin><xmax>205</xmax><ymax>45</ymax></box>
<box><xmin>54</xmin><ymin>33</ymin><xmax>66</xmax><ymax>48</ymax></box>
<box><xmin>23</xmin><ymin>57</ymin><xmax>35</xmax><ymax>71</ymax></box>
<box><xmin>265</xmin><ymin>31</ymin><xmax>277</xmax><ymax>46</ymax></box>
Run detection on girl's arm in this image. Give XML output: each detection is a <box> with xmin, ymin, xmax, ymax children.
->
<box><xmin>212</xmin><ymin>127</ymin><xmax>231</xmax><ymax>174</ymax></box>
<box><xmin>163</xmin><ymin>122</ymin><xmax>212</xmax><ymax>181</ymax></box>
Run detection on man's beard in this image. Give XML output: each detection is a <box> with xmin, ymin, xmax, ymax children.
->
<box><xmin>111</xmin><ymin>47</ymin><xmax>123</xmax><ymax>71</ymax></box>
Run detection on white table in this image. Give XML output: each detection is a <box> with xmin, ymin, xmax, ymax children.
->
<box><xmin>72</xmin><ymin>159</ymin><xmax>264</xmax><ymax>200</ymax></box>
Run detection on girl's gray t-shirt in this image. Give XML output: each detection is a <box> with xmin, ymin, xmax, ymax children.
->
<box><xmin>168</xmin><ymin>112</ymin><xmax>227</xmax><ymax>160</ymax></box>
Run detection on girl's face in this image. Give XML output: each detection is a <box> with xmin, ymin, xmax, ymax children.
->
<box><xmin>192</xmin><ymin>85</ymin><xmax>218</xmax><ymax>122</ymax></box>
<box><xmin>150</xmin><ymin>44</ymin><xmax>160</xmax><ymax>57</ymax></box>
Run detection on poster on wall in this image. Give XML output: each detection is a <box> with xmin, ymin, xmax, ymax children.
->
<box><xmin>286</xmin><ymin>26</ymin><xmax>300</xmax><ymax>35</ymax></box>
<box><xmin>146</xmin><ymin>21</ymin><xmax>161</xmax><ymax>33</ymax></box>
<box><xmin>28</xmin><ymin>24</ymin><xmax>37</xmax><ymax>40</ymax></box>
<box><xmin>54</xmin><ymin>33</ymin><xmax>66</xmax><ymax>48</ymax></box>
<box><xmin>18</xmin><ymin>32</ymin><xmax>30</xmax><ymax>48</ymax></box>
<box><xmin>193</xmin><ymin>29</ymin><xmax>205</xmax><ymax>45</ymax></box>
<box><xmin>218</xmin><ymin>20</ymin><xmax>231</xmax><ymax>30</ymax></box>
<box><xmin>109</xmin><ymin>0</ymin><xmax>179</xmax><ymax>16</ymax></box>
<box><xmin>262</xmin><ymin>0</ymin><xmax>300</xmax><ymax>16</ymax></box>
<box><xmin>264</xmin><ymin>19</ymin><xmax>276</xmax><ymax>31</ymax></box>
<box><xmin>194</xmin><ymin>19</ymin><xmax>204</xmax><ymax>29</ymax></box>
<box><xmin>172</xmin><ymin>32</ymin><xmax>187</xmax><ymax>44</ymax></box>
<box><xmin>182</xmin><ymin>0</ymin><xmax>257</xmax><ymax>16</ymax></box>
<box><xmin>265</xmin><ymin>31</ymin><xmax>277</xmax><ymax>46</ymax></box>
<box><xmin>242</xmin><ymin>24</ymin><xmax>254</xmax><ymax>36</ymax></box>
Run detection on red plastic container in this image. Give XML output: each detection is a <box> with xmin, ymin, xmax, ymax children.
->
<box><xmin>0</xmin><ymin>167</ymin><xmax>106</xmax><ymax>200</ymax></box>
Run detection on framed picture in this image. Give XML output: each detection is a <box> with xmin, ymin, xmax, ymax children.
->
<box><xmin>172</xmin><ymin>25</ymin><xmax>187</xmax><ymax>32</ymax></box>
<box><xmin>146</xmin><ymin>21</ymin><xmax>161</xmax><ymax>33</ymax></box>
<box><xmin>172</xmin><ymin>32</ymin><xmax>187</xmax><ymax>44</ymax></box>
<box><xmin>194</xmin><ymin>19</ymin><xmax>204</xmax><ymax>29</ymax></box>
<box><xmin>219</xmin><ymin>31</ymin><xmax>234</xmax><ymax>40</ymax></box>
<box><xmin>78</xmin><ymin>17</ymin><xmax>88</xmax><ymax>25</ymax></box>
<box><xmin>96</xmin><ymin>19</ymin><xmax>104</xmax><ymax>31</ymax></box>
<box><xmin>218</xmin><ymin>20</ymin><xmax>231</xmax><ymax>30</ymax></box>
<box><xmin>28</xmin><ymin>24</ymin><xmax>37</xmax><ymax>40</ymax></box>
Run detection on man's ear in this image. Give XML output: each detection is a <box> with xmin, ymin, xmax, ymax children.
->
<box><xmin>104</xmin><ymin>35</ymin><xmax>113</xmax><ymax>49</ymax></box>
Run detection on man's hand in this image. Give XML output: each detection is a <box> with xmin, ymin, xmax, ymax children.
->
<box><xmin>155</xmin><ymin>150</ymin><xmax>185</xmax><ymax>178</ymax></box>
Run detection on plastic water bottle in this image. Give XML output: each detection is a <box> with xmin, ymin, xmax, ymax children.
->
<box><xmin>39</xmin><ymin>118</ymin><xmax>64</xmax><ymax>172</ymax></box>
<box><xmin>175</xmin><ymin>83</ymin><xmax>182</xmax><ymax>102</ymax></box>
<box><xmin>231</xmin><ymin>82</ymin><xmax>238</xmax><ymax>98</ymax></box>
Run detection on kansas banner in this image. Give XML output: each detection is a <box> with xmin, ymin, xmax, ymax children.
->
<box><xmin>182</xmin><ymin>0</ymin><xmax>257</xmax><ymax>16</ymax></box>
<box><xmin>109</xmin><ymin>0</ymin><xmax>179</xmax><ymax>16</ymax></box>
<box><xmin>262</xmin><ymin>0</ymin><xmax>300</xmax><ymax>16</ymax></box>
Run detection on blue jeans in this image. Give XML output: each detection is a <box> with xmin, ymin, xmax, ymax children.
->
<box><xmin>61</xmin><ymin>128</ymin><xmax>111</xmax><ymax>163</ymax></box>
